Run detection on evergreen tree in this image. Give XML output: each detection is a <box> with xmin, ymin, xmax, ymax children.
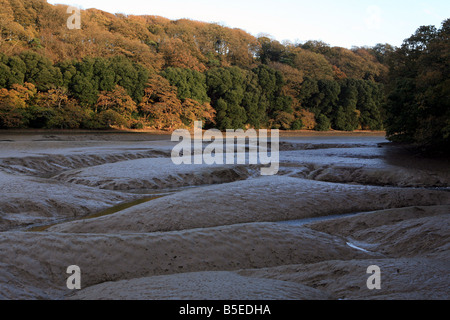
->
<box><xmin>333</xmin><ymin>79</ymin><xmax>359</xmax><ymax>131</ymax></box>
<box><xmin>19</xmin><ymin>51</ymin><xmax>62</xmax><ymax>91</ymax></box>
<box><xmin>206</xmin><ymin>67</ymin><xmax>247</xmax><ymax>130</ymax></box>
<box><xmin>161</xmin><ymin>67</ymin><xmax>210</xmax><ymax>104</ymax></box>
<box><xmin>385</xmin><ymin>19</ymin><xmax>450</xmax><ymax>151</ymax></box>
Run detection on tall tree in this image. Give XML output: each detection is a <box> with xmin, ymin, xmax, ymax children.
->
<box><xmin>333</xmin><ymin>79</ymin><xmax>359</xmax><ymax>131</ymax></box>
<box><xmin>97</xmin><ymin>85</ymin><xmax>137</xmax><ymax>120</ymax></box>
<box><xmin>385</xmin><ymin>19</ymin><xmax>450</xmax><ymax>151</ymax></box>
<box><xmin>139</xmin><ymin>74</ymin><xmax>183</xmax><ymax>130</ymax></box>
<box><xmin>19</xmin><ymin>51</ymin><xmax>62</xmax><ymax>91</ymax></box>
<box><xmin>206</xmin><ymin>67</ymin><xmax>247</xmax><ymax>130</ymax></box>
<box><xmin>160</xmin><ymin>67</ymin><xmax>210</xmax><ymax>104</ymax></box>
<box><xmin>0</xmin><ymin>82</ymin><xmax>36</xmax><ymax>128</ymax></box>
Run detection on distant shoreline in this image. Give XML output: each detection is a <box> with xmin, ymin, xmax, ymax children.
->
<box><xmin>278</xmin><ymin>130</ymin><xmax>386</xmax><ymax>137</ymax></box>
<box><xmin>0</xmin><ymin>128</ymin><xmax>387</xmax><ymax>137</ymax></box>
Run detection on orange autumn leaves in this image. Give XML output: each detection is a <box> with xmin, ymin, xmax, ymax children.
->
<box><xmin>140</xmin><ymin>74</ymin><xmax>215</xmax><ymax>130</ymax></box>
<box><xmin>0</xmin><ymin>83</ymin><xmax>87</xmax><ymax>129</ymax></box>
<box><xmin>0</xmin><ymin>0</ymin><xmax>392</xmax><ymax>132</ymax></box>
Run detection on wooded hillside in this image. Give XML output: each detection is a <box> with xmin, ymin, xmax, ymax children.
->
<box><xmin>0</xmin><ymin>0</ymin><xmax>399</xmax><ymax>132</ymax></box>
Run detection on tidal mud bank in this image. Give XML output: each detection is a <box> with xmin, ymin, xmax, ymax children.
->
<box><xmin>0</xmin><ymin>132</ymin><xmax>448</xmax><ymax>300</ymax></box>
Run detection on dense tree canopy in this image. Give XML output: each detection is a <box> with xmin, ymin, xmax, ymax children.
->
<box><xmin>3</xmin><ymin>0</ymin><xmax>439</xmax><ymax>137</ymax></box>
<box><xmin>160</xmin><ymin>67</ymin><xmax>210</xmax><ymax>104</ymax></box>
<box><xmin>385</xmin><ymin>19</ymin><xmax>450</xmax><ymax>152</ymax></box>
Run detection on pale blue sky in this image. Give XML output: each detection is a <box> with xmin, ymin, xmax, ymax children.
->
<box><xmin>49</xmin><ymin>0</ymin><xmax>449</xmax><ymax>48</ymax></box>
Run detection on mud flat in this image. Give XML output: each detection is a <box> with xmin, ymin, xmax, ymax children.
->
<box><xmin>52</xmin><ymin>158</ymin><xmax>259</xmax><ymax>191</ymax></box>
<box><xmin>0</xmin><ymin>132</ymin><xmax>449</xmax><ymax>300</ymax></box>
<box><xmin>46</xmin><ymin>176</ymin><xmax>449</xmax><ymax>234</ymax></box>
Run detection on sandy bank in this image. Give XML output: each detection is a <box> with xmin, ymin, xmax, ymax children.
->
<box><xmin>46</xmin><ymin>176</ymin><xmax>450</xmax><ymax>234</ymax></box>
<box><xmin>1</xmin><ymin>132</ymin><xmax>448</xmax><ymax>300</ymax></box>
<box><xmin>66</xmin><ymin>271</ymin><xmax>332</xmax><ymax>300</ymax></box>
<box><xmin>0</xmin><ymin>222</ymin><xmax>370</xmax><ymax>299</ymax></box>
<box><xmin>64</xmin><ymin>204</ymin><xmax>450</xmax><ymax>300</ymax></box>
<box><xmin>52</xmin><ymin>158</ymin><xmax>259</xmax><ymax>191</ymax></box>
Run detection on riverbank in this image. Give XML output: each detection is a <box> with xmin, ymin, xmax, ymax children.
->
<box><xmin>0</xmin><ymin>128</ymin><xmax>386</xmax><ymax>136</ymax></box>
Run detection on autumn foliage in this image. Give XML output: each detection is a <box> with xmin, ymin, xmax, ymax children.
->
<box><xmin>0</xmin><ymin>0</ymin><xmax>409</xmax><ymax>132</ymax></box>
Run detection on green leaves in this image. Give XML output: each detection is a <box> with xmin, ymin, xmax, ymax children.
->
<box><xmin>298</xmin><ymin>77</ymin><xmax>384</xmax><ymax>131</ymax></box>
<box><xmin>19</xmin><ymin>51</ymin><xmax>62</xmax><ymax>91</ymax></box>
<box><xmin>205</xmin><ymin>65</ymin><xmax>293</xmax><ymax>130</ymax></box>
<box><xmin>206</xmin><ymin>67</ymin><xmax>246</xmax><ymax>130</ymax></box>
<box><xmin>0</xmin><ymin>54</ymin><xmax>26</xmax><ymax>88</ymax></box>
<box><xmin>0</xmin><ymin>0</ymin><xmax>395</xmax><ymax>133</ymax></box>
<box><xmin>385</xmin><ymin>19</ymin><xmax>450</xmax><ymax>151</ymax></box>
<box><xmin>63</xmin><ymin>56</ymin><xmax>149</xmax><ymax>107</ymax></box>
<box><xmin>161</xmin><ymin>67</ymin><xmax>210</xmax><ymax>104</ymax></box>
